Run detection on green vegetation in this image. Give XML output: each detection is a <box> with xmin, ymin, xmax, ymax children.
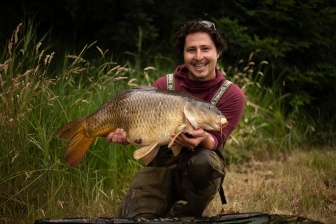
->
<box><xmin>0</xmin><ymin>24</ymin><xmax>140</xmax><ymax>222</ymax></box>
<box><xmin>0</xmin><ymin>19</ymin><xmax>335</xmax><ymax>224</ymax></box>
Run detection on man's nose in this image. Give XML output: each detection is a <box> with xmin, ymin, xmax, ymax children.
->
<box><xmin>194</xmin><ymin>49</ymin><xmax>204</xmax><ymax>60</ymax></box>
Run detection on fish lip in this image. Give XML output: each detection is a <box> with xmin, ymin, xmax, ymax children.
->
<box><xmin>220</xmin><ymin>117</ymin><xmax>228</xmax><ymax>127</ymax></box>
<box><xmin>221</xmin><ymin>117</ymin><xmax>228</xmax><ymax>124</ymax></box>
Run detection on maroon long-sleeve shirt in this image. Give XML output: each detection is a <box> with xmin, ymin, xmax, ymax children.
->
<box><xmin>153</xmin><ymin>64</ymin><xmax>245</xmax><ymax>149</ymax></box>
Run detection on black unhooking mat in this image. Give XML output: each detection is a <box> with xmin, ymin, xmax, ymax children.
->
<box><xmin>34</xmin><ymin>212</ymin><xmax>323</xmax><ymax>224</ymax></box>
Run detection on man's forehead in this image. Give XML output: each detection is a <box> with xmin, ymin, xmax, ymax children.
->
<box><xmin>185</xmin><ymin>32</ymin><xmax>214</xmax><ymax>46</ymax></box>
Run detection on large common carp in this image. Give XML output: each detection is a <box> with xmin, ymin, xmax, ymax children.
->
<box><xmin>56</xmin><ymin>87</ymin><xmax>228</xmax><ymax>167</ymax></box>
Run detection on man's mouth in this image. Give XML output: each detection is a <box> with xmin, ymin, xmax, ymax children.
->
<box><xmin>194</xmin><ymin>63</ymin><xmax>206</xmax><ymax>68</ymax></box>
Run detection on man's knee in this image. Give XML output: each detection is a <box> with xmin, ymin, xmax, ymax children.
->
<box><xmin>179</xmin><ymin>148</ymin><xmax>225</xmax><ymax>191</ymax></box>
<box><xmin>118</xmin><ymin>166</ymin><xmax>175</xmax><ymax>218</ymax></box>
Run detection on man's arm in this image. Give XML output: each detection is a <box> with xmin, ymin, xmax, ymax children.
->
<box><xmin>212</xmin><ymin>83</ymin><xmax>245</xmax><ymax>147</ymax></box>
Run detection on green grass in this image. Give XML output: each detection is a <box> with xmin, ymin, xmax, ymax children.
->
<box><xmin>1</xmin><ymin>23</ymin><xmax>334</xmax><ymax>223</ymax></box>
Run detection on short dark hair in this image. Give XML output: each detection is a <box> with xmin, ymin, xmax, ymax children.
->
<box><xmin>175</xmin><ymin>18</ymin><xmax>228</xmax><ymax>56</ymax></box>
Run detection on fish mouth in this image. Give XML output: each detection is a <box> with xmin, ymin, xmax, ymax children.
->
<box><xmin>209</xmin><ymin>117</ymin><xmax>228</xmax><ymax>131</ymax></box>
<box><xmin>220</xmin><ymin>117</ymin><xmax>228</xmax><ymax>127</ymax></box>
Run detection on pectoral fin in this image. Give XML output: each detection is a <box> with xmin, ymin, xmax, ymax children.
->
<box><xmin>171</xmin><ymin>144</ymin><xmax>182</xmax><ymax>156</ymax></box>
<box><xmin>168</xmin><ymin>123</ymin><xmax>190</xmax><ymax>148</ymax></box>
<box><xmin>168</xmin><ymin>128</ymin><xmax>185</xmax><ymax>148</ymax></box>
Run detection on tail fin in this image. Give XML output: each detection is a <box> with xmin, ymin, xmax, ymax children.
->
<box><xmin>56</xmin><ymin>117</ymin><xmax>86</xmax><ymax>140</ymax></box>
<box><xmin>56</xmin><ymin>117</ymin><xmax>94</xmax><ymax>168</ymax></box>
<box><xmin>65</xmin><ymin>132</ymin><xmax>94</xmax><ymax>168</ymax></box>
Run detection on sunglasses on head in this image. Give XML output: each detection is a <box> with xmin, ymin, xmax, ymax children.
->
<box><xmin>200</xmin><ymin>20</ymin><xmax>216</xmax><ymax>31</ymax></box>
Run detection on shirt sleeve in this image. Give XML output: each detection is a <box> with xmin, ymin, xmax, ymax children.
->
<box><xmin>208</xmin><ymin>83</ymin><xmax>246</xmax><ymax>149</ymax></box>
<box><xmin>153</xmin><ymin>76</ymin><xmax>167</xmax><ymax>89</ymax></box>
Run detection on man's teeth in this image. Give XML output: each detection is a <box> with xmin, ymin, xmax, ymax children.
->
<box><xmin>195</xmin><ymin>64</ymin><xmax>205</xmax><ymax>67</ymax></box>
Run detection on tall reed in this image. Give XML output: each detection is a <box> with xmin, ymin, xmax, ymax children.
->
<box><xmin>220</xmin><ymin>51</ymin><xmax>308</xmax><ymax>162</ymax></box>
<box><xmin>0</xmin><ymin>23</ymin><xmax>141</xmax><ymax>223</ymax></box>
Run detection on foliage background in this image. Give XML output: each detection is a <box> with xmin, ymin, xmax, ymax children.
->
<box><xmin>1</xmin><ymin>0</ymin><xmax>336</xmax><ymax>223</ymax></box>
<box><xmin>2</xmin><ymin>0</ymin><xmax>335</xmax><ymax>145</ymax></box>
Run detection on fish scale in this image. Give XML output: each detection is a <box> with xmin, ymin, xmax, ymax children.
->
<box><xmin>56</xmin><ymin>87</ymin><xmax>228</xmax><ymax>167</ymax></box>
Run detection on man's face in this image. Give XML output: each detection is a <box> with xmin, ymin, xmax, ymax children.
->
<box><xmin>183</xmin><ymin>32</ymin><xmax>219</xmax><ymax>81</ymax></box>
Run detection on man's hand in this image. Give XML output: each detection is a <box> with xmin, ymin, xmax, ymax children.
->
<box><xmin>171</xmin><ymin>128</ymin><xmax>214</xmax><ymax>151</ymax></box>
<box><xmin>106</xmin><ymin>128</ymin><xmax>129</xmax><ymax>145</ymax></box>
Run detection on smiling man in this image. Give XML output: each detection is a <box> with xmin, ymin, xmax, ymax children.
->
<box><xmin>184</xmin><ymin>32</ymin><xmax>219</xmax><ymax>81</ymax></box>
<box><xmin>108</xmin><ymin>19</ymin><xmax>245</xmax><ymax>219</ymax></box>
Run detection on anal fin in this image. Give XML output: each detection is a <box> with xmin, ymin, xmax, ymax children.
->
<box><xmin>140</xmin><ymin>146</ymin><xmax>160</xmax><ymax>166</ymax></box>
<box><xmin>133</xmin><ymin>142</ymin><xmax>158</xmax><ymax>160</ymax></box>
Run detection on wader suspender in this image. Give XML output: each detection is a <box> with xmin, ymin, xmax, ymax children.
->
<box><xmin>166</xmin><ymin>73</ymin><xmax>232</xmax><ymax>205</ymax></box>
<box><xmin>166</xmin><ymin>73</ymin><xmax>233</xmax><ymax>105</ymax></box>
<box><xmin>210</xmin><ymin>80</ymin><xmax>233</xmax><ymax>106</ymax></box>
<box><xmin>167</xmin><ymin>73</ymin><xmax>175</xmax><ymax>90</ymax></box>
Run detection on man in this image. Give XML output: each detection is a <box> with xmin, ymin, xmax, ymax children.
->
<box><xmin>107</xmin><ymin>19</ymin><xmax>245</xmax><ymax>218</ymax></box>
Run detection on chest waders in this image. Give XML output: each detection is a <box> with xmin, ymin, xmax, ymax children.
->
<box><xmin>166</xmin><ymin>73</ymin><xmax>232</xmax><ymax>208</ymax></box>
<box><xmin>117</xmin><ymin>74</ymin><xmax>232</xmax><ymax>219</ymax></box>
